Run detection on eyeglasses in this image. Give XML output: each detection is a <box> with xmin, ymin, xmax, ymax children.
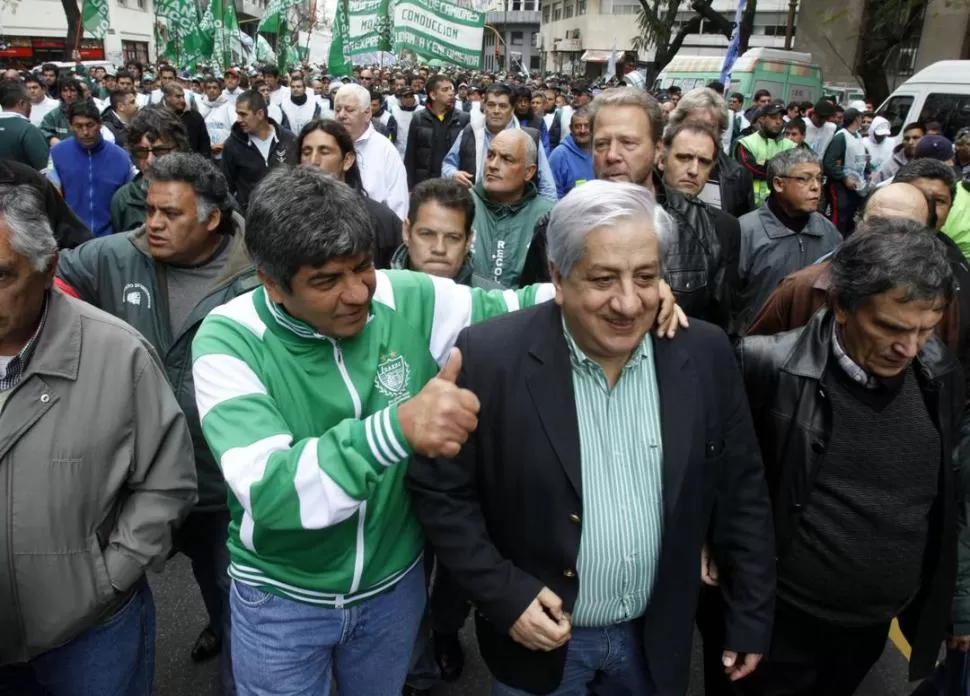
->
<box><xmin>778</xmin><ymin>174</ymin><xmax>826</xmax><ymax>186</ymax></box>
<box><xmin>131</xmin><ymin>146</ymin><xmax>175</xmax><ymax>157</ymax></box>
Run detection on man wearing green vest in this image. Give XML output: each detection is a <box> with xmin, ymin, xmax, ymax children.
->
<box><xmin>736</xmin><ymin>99</ymin><xmax>795</xmax><ymax>206</ymax></box>
<box><xmin>943</xmin><ymin>179</ymin><xmax>970</xmax><ymax>260</ymax></box>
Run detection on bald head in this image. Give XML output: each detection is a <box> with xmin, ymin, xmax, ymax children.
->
<box><xmin>863</xmin><ymin>183</ymin><xmax>932</xmax><ymax>227</ymax></box>
<box><xmin>484</xmin><ymin>129</ymin><xmax>538</xmax><ymax>204</ymax></box>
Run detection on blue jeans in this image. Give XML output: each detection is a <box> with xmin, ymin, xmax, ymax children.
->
<box><xmin>0</xmin><ymin>580</ymin><xmax>155</xmax><ymax>696</ymax></box>
<box><xmin>230</xmin><ymin>561</ymin><xmax>426</xmax><ymax>695</ymax></box>
<box><xmin>491</xmin><ymin>619</ymin><xmax>654</xmax><ymax>696</ymax></box>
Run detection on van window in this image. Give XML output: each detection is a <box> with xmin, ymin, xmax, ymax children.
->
<box><xmin>788</xmin><ymin>85</ymin><xmax>818</xmax><ymax>104</ymax></box>
<box><xmin>876</xmin><ymin>95</ymin><xmax>914</xmax><ymax>137</ymax></box>
<box><xmin>753</xmin><ymin>80</ymin><xmax>784</xmax><ymax>100</ymax></box>
<box><xmin>918</xmin><ymin>93</ymin><xmax>970</xmax><ymax>141</ymax></box>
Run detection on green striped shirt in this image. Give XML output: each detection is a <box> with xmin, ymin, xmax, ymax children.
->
<box><xmin>564</xmin><ymin>321</ymin><xmax>664</xmax><ymax>627</ymax></box>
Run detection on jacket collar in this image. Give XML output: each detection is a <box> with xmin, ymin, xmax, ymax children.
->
<box><xmin>389</xmin><ymin>243</ymin><xmax>476</xmax><ymax>286</ymax></box>
<box><xmin>782</xmin><ymin>307</ymin><xmax>960</xmax><ymax>383</ymax></box>
<box><xmin>473</xmin><ymin>180</ymin><xmax>539</xmax><ymax>213</ymax></box>
<box><xmin>22</xmin><ymin>290</ymin><xmax>82</xmax><ymax>383</ymax></box>
<box><xmin>759</xmin><ymin>202</ymin><xmax>825</xmax><ymax>239</ymax></box>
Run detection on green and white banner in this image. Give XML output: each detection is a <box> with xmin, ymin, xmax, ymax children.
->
<box><xmin>392</xmin><ymin>0</ymin><xmax>484</xmax><ymax>69</ymax></box>
<box><xmin>81</xmin><ymin>0</ymin><xmax>111</xmax><ymax>38</ymax></box>
<box><xmin>329</xmin><ymin>0</ymin><xmax>392</xmax><ymax>75</ymax></box>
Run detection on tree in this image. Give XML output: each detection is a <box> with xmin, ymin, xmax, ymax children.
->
<box><xmin>62</xmin><ymin>0</ymin><xmax>82</xmax><ymax>60</ymax></box>
<box><xmin>634</xmin><ymin>0</ymin><xmax>758</xmax><ymax>84</ymax></box>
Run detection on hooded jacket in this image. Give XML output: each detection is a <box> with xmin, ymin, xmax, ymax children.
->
<box><xmin>469</xmin><ymin>181</ymin><xmax>554</xmax><ymax>289</ymax></box>
<box><xmin>221</xmin><ymin>119</ymin><xmax>296</xmax><ymax>210</ymax></box>
<box><xmin>56</xmin><ymin>215</ymin><xmax>258</xmax><ymax>510</ymax></box>
<box><xmin>547</xmin><ymin>134</ymin><xmax>593</xmax><ymax>199</ymax></box>
<box><xmin>47</xmin><ymin>135</ymin><xmax>132</xmax><ymax>237</ymax></box>
<box><xmin>865</xmin><ymin>116</ymin><xmax>896</xmax><ymax>175</ymax></box>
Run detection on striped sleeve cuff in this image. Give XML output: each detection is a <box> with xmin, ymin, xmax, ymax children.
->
<box><xmin>363</xmin><ymin>406</ymin><xmax>412</xmax><ymax>467</ymax></box>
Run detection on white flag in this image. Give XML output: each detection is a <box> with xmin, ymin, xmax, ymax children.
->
<box><xmin>605</xmin><ymin>40</ymin><xmax>617</xmax><ymax>81</ymax></box>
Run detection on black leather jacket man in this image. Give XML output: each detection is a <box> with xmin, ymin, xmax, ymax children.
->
<box><xmin>737</xmin><ymin>308</ymin><xmax>963</xmax><ymax>681</ymax></box>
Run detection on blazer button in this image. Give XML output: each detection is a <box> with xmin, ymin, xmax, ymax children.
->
<box><xmin>563</xmin><ymin>569</ymin><xmax>576</xmax><ymax>578</ymax></box>
<box><xmin>569</xmin><ymin>513</ymin><xmax>581</xmax><ymax>524</ymax></box>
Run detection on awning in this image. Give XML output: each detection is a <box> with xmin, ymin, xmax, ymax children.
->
<box><xmin>581</xmin><ymin>50</ymin><xmax>614</xmax><ymax>63</ymax></box>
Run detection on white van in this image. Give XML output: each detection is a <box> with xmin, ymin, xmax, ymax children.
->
<box><xmin>874</xmin><ymin>60</ymin><xmax>970</xmax><ymax>140</ymax></box>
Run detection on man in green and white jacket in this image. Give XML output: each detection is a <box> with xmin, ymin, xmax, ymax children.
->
<box><xmin>192</xmin><ymin>167</ymin><xmax>681</xmax><ymax>694</ymax></box>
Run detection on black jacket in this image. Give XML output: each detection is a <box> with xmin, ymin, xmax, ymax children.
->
<box><xmin>409</xmin><ymin>302</ymin><xmax>775</xmax><ymax>696</ymax></box>
<box><xmin>0</xmin><ymin>159</ymin><xmax>90</xmax><ymax>249</ymax></box>
<box><xmin>361</xmin><ymin>193</ymin><xmax>402</xmax><ymax>269</ymax></box>
<box><xmin>715</xmin><ymin>151</ymin><xmax>755</xmax><ymax>219</ymax></box>
<box><xmin>100</xmin><ymin>108</ymin><xmax>128</xmax><ymax>150</ymax></box>
<box><xmin>737</xmin><ymin>309</ymin><xmax>964</xmax><ymax>680</ymax></box>
<box><xmin>404</xmin><ymin>107</ymin><xmax>469</xmax><ymax>188</ymax></box>
<box><xmin>656</xmin><ymin>173</ymin><xmax>739</xmax><ymax>331</ymax></box>
<box><xmin>221</xmin><ymin>120</ymin><xmax>295</xmax><ymax>210</ymax></box>
<box><xmin>181</xmin><ymin>109</ymin><xmax>212</xmax><ymax>158</ymax></box>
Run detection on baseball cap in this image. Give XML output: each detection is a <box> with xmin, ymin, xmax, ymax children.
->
<box><xmin>914</xmin><ymin>135</ymin><xmax>955</xmax><ymax>161</ymax></box>
<box><xmin>759</xmin><ymin>99</ymin><xmax>786</xmax><ymax>118</ymax></box>
<box><xmin>225</xmin><ymin>67</ymin><xmax>240</xmax><ymax>76</ymax></box>
<box><xmin>956</xmin><ymin>127</ymin><xmax>970</xmax><ymax>143</ymax></box>
<box><xmin>873</xmin><ymin>119</ymin><xmax>891</xmax><ymax>137</ymax></box>
<box><xmin>813</xmin><ymin>99</ymin><xmax>837</xmax><ymax>118</ymax></box>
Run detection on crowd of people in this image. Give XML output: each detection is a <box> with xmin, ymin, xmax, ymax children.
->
<box><xmin>1</xmin><ymin>54</ymin><xmax>970</xmax><ymax>696</ymax></box>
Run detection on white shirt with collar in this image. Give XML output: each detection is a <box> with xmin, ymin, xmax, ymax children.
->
<box><xmin>268</xmin><ymin>86</ymin><xmax>290</xmax><ymax>107</ymax></box>
<box><xmin>354</xmin><ymin>123</ymin><xmax>409</xmax><ymax>219</ymax></box>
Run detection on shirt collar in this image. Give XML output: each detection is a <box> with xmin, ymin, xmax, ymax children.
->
<box><xmin>0</xmin><ymin>293</ymin><xmax>50</xmax><ymax>391</ymax></box>
<box><xmin>355</xmin><ymin>123</ymin><xmax>375</xmax><ymax>145</ymax></box>
<box><xmin>831</xmin><ymin>327</ymin><xmax>878</xmax><ymax>389</ymax></box>
<box><xmin>561</xmin><ymin>317</ymin><xmax>651</xmax><ymax>374</ymax></box>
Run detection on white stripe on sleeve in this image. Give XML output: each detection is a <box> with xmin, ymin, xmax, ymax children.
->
<box><xmin>293</xmin><ymin>438</ymin><xmax>365</xmax><ymax>529</ymax></box>
<box><xmin>194</xmin><ymin>353</ymin><xmax>269</xmax><ymax>422</ymax></box>
<box><xmin>428</xmin><ymin>275</ymin><xmax>473</xmax><ymax>366</ymax></box>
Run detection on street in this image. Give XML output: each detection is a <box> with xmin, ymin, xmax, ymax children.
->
<box><xmin>152</xmin><ymin>555</ymin><xmax>917</xmax><ymax>695</ymax></box>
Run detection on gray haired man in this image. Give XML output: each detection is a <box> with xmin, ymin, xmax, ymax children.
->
<box><xmin>735</xmin><ymin>148</ymin><xmax>842</xmax><ymax>333</ymax></box>
<box><xmin>410</xmin><ymin>179</ymin><xmax>774</xmax><ymax>696</ymax></box>
<box><xmin>0</xmin><ymin>184</ymin><xmax>197</xmax><ymax>694</ymax></box>
<box><xmin>736</xmin><ymin>219</ymin><xmax>964</xmax><ymax>695</ymax></box>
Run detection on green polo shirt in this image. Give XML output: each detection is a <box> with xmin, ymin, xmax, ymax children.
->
<box><xmin>564</xmin><ymin>320</ymin><xmax>665</xmax><ymax>627</ymax></box>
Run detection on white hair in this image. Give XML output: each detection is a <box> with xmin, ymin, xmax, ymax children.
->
<box><xmin>335</xmin><ymin>83</ymin><xmax>371</xmax><ymax>112</ymax></box>
<box><xmin>0</xmin><ymin>184</ymin><xmax>56</xmax><ymax>271</ymax></box>
<box><xmin>496</xmin><ymin>129</ymin><xmax>537</xmax><ymax>167</ymax></box>
<box><xmin>546</xmin><ymin>180</ymin><xmax>675</xmax><ymax>277</ymax></box>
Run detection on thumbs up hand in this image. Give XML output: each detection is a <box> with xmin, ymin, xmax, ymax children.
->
<box><xmin>397</xmin><ymin>348</ymin><xmax>481</xmax><ymax>458</ymax></box>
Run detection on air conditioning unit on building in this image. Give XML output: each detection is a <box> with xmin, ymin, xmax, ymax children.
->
<box><xmin>566</xmin><ymin>29</ymin><xmax>580</xmax><ymax>39</ymax></box>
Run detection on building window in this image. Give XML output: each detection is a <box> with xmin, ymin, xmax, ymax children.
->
<box><xmin>137</xmin><ymin>0</ymin><xmax>146</xmax><ymax>8</ymax></box>
<box><xmin>553</xmin><ymin>3</ymin><xmax>562</xmax><ymax>20</ymax></box>
<box><xmin>577</xmin><ymin>0</ymin><xmax>586</xmax><ymax>15</ymax></box>
<box><xmin>563</xmin><ymin>2</ymin><xmax>573</xmax><ymax>17</ymax></box>
<box><xmin>543</xmin><ymin>5</ymin><xmax>550</xmax><ymax>21</ymax></box>
<box><xmin>531</xmin><ymin>32</ymin><xmax>539</xmax><ymax>47</ymax></box>
<box><xmin>603</xmin><ymin>0</ymin><xmax>638</xmax><ymax>15</ymax></box>
<box><xmin>531</xmin><ymin>55</ymin><xmax>541</xmax><ymax>70</ymax></box>
<box><xmin>122</xmin><ymin>40</ymin><xmax>149</xmax><ymax>64</ymax></box>
<box><xmin>511</xmin><ymin>31</ymin><xmax>524</xmax><ymax>46</ymax></box>
<box><xmin>763</xmin><ymin>25</ymin><xmax>793</xmax><ymax>36</ymax></box>
<box><xmin>524</xmin><ymin>0</ymin><xmax>538</xmax><ymax>10</ymax></box>
<box><xmin>512</xmin><ymin>0</ymin><xmax>521</xmax><ymax>10</ymax></box>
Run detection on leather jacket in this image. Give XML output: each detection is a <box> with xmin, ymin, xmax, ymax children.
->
<box><xmin>716</xmin><ymin>151</ymin><xmax>755</xmax><ymax>219</ymax></box>
<box><xmin>655</xmin><ymin>172</ymin><xmax>738</xmax><ymax>331</ymax></box>
<box><xmin>737</xmin><ymin>308</ymin><xmax>964</xmax><ymax>680</ymax></box>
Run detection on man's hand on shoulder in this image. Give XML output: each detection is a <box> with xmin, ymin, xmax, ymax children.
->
<box><xmin>656</xmin><ymin>279</ymin><xmax>689</xmax><ymax>339</ymax></box>
<box><xmin>397</xmin><ymin>347</ymin><xmax>480</xmax><ymax>458</ymax></box>
<box><xmin>509</xmin><ymin>587</ymin><xmax>572</xmax><ymax>652</ymax></box>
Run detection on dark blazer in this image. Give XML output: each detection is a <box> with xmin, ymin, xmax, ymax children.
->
<box><xmin>408</xmin><ymin>302</ymin><xmax>776</xmax><ymax>695</ymax></box>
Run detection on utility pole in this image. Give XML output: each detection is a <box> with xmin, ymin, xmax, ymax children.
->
<box><xmin>784</xmin><ymin>0</ymin><xmax>798</xmax><ymax>50</ymax></box>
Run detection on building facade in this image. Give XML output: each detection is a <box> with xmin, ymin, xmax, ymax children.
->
<box><xmin>795</xmin><ymin>0</ymin><xmax>970</xmax><ymax>92</ymax></box>
<box><xmin>482</xmin><ymin>0</ymin><xmax>542</xmax><ymax>73</ymax></box>
<box><xmin>0</xmin><ymin>0</ymin><xmax>155</xmax><ymax>67</ymax></box>
<box><xmin>539</xmin><ymin>0</ymin><xmax>798</xmax><ymax>77</ymax></box>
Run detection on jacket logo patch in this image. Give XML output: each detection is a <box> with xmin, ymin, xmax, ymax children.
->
<box><xmin>375</xmin><ymin>352</ymin><xmax>410</xmax><ymax>404</ymax></box>
<box><xmin>274</xmin><ymin>147</ymin><xmax>288</xmax><ymax>165</ymax></box>
<box><xmin>122</xmin><ymin>282</ymin><xmax>152</xmax><ymax>309</ymax></box>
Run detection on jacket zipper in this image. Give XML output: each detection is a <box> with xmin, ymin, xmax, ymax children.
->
<box><xmin>328</xmin><ymin>340</ymin><xmax>367</xmax><ymax>596</ymax></box>
<box><xmin>87</xmin><ymin>149</ymin><xmax>95</xmax><ymax>233</ymax></box>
